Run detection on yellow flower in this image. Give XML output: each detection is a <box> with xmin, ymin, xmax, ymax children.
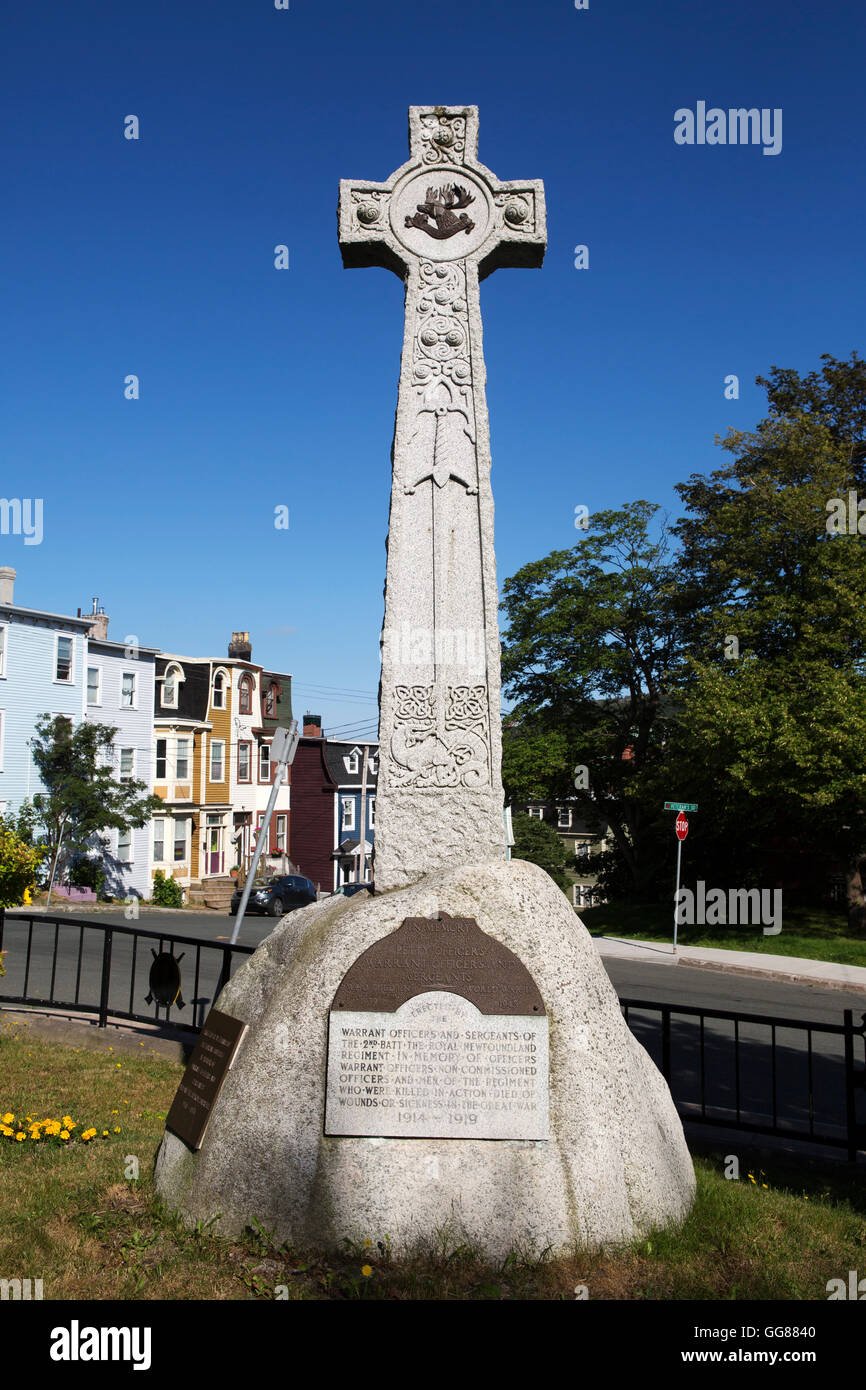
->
<box><xmin>102</xmin><ymin>1130</ymin><xmax>109</xmax><ymax>1137</ymax></box>
<box><xmin>361</xmin><ymin>1265</ymin><xmax>373</xmax><ymax>1278</ymax></box>
<box><xmin>62</xmin><ymin>1116</ymin><xmax>74</xmax><ymax>1128</ymax></box>
<box><xmin>113</xmin><ymin>1126</ymin><xmax>121</xmax><ymax>1134</ymax></box>
<box><xmin>59</xmin><ymin>1130</ymin><xmax>70</xmax><ymax>1140</ymax></box>
<box><xmin>15</xmin><ymin>1133</ymin><xmax>25</xmax><ymax>1142</ymax></box>
<box><xmin>2</xmin><ymin>1113</ymin><xmax>13</xmax><ymax>1125</ymax></box>
<box><xmin>111</xmin><ymin>1110</ymin><xmax>118</xmax><ymax>1114</ymax></box>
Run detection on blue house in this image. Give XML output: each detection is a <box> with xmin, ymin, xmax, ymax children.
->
<box><xmin>0</xmin><ymin>568</ymin><xmax>158</xmax><ymax>901</ymax></box>
<box><xmin>323</xmin><ymin>738</ymin><xmax>378</xmax><ymax>887</ymax></box>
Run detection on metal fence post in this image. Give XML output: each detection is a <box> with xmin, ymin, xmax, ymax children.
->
<box><xmin>661</xmin><ymin>1006</ymin><xmax>671</xmax><ymax>1082</ymax></box>
<box><xmin>98</xmin><ymin>928</ymin><xmax>113</xmax><ymax>1029</ymax></box>
<box><xmin>844</xmin><ymin>1009</ymin><xmax>857</xmax><ymax>1163</ymax></box>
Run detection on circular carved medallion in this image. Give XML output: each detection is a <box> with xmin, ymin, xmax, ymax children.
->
<box><xmin>390</xmin><ymin>168</ymin><xmax>493</xmax><ymax>262</ymax></box>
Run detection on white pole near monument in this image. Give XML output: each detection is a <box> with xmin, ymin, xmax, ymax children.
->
<box><xmin>229</xmin><ymin>720</ymin><xmax>299</xmax><ymax>945</ymax></box>
<box><xmin>155</xmin><ymin>108</ymin><xmax>696</xmax><ymax>1261</ymax></box>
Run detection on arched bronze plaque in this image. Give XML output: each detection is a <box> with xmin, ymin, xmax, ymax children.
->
<box><xmin>332</xmin><ymin>913</ymin><xmax>545</xmax><ymax>1016</ymax></box>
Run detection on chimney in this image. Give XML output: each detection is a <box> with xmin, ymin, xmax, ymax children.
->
<box><xmin>87</xmin><ymin>596</ymin><xmax>109</xmax><ymax>640</ymax></box>
<box><xmin>228</xmin><ymin>630</ymin><xmax>252</xmax><ymax>660</ymax></box>
<box><xmin>0</xmin><ymin>567</ymin><xmax>15</xmax><ymax>606</ymax></box>
<box><xmin>303</xmin><ymin>713</ymin><xmax>322</xmax><ymax>738</ymax></box>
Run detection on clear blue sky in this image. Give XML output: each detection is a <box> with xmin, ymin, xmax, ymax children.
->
<box><xmin>2</xmin><ymin>0</ymin><xmax>864</xmax><ymax>737</ymax></box>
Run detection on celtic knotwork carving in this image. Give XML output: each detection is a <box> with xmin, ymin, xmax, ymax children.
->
<box><xmin>404</xmin><ymin>261</ymin><xmax>476</xmax><ymax>494</ymax></box>
<box><xmin>418</xmin><ymin>113</ymin><xmax>467</xmax><ymax>166</ymax></box>
<box><xmin>389</xmin><ymin>684</ymin><xmax>490</xmax><ymax>789</ymax></box>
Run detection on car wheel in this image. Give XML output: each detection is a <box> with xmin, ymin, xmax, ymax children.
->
<box><xmin>268</xmin><ymin>897</ymin><xmax>284</xmax><ymax>917</ymax></box>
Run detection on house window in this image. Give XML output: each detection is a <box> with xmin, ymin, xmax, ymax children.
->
<box><xmin>558</xmin><ymin>806</ymin><xmax>572</xmax><ymax>829</ymax></box>
<box><xmin>117</xmin><ymin>828</ymin><xmax>132</xmax><ymax>863</ymax></box>
<box><xmin>265</xmin><ymin>684</ymin><xmax>277</xmax><ymax>717</ymax></box>
<box><xmin>210</xmin><ymin>740</ymin><xmax>225</xmax><ymax>782</ymax></box>
<box><xmin>368</xmin><ymin>756</ymin><xmax>377</xmax><ymax>776</ymax></box>
<box><xmin>155</xmin><ymin>738</ymin><xmax>167</xmax><ymax>780</ymax></box>
<box><xmin>368</xmin><ymin>795</ymin><xmax>375</xmax><ymax>828</ymax></box>
<box><xmin>259</xmin><ymin>743</ymin><xmax>271</xmax><ymax>782</ymax></box>
<box><xmin>0</xmin><ymin>625</ymin><xmax>7</xmax><ymax>677</ymax></box>
<box><xmin>344</xmin><ymin>748</ymin><xmax>360</xmax><ymax>775</ymax></box>
<box><xmin>176</xmin><ymin>738</ymin><xmax>190</xmax><ymax>781</ymax></box>
<box><xmin>174</xmin><ymin>820</ymin><xmax>187</xmax><ymax>862</ymax></box>
<box><xmin>276</xmin><ymin>814</ymin><xmax>287</xmax><ymax>852</ymax></box>
<box><xmin>121</xmin><ymin>672</ymin><xmax>136</xmax><ymax>708</ymax></box>
<box><xmin>162</xmin><ymin>664</ymin><xmax>182</xmax><ymax>708</ymax></box>
<box><xmin>342</xmin><ymin>797</ymin><xmax>355</xmax><ymax>832</ymax></box>
<box><xmin>55</xmin><ymin>635</ymin><xmax>73</xmax><ymax>682</ymax></box>
<box><xmin>254</xmin><ymin>812</ymin><xmax>265</xmax><ymax>847</ymax></box>
<box><xmin>239</xmin><ymin>676</ymin><xmax>252</xmax><ymax>715</ymax></box>
<box><xmin>528</xmin><ymin>807</ymin><xmax>544</xmax><ymax>820</ymax></box>
<box><xmin>212</xmin><ymin>671</ymin><xmax>226</xmax><ymax>710</ymax></box>
<box><xmin>87</xmin><ymin>667</ymin><xmax>101</xmax><ymax>705</ymax></box>
<box><xmin>238</xmin><ymin>741</ymin><xmax>251</xmax><ymax>782</ymax></box>
<box><xmin>119</xmin><ymin>748</ymin><xmax>135</xmax><ymax>782</ymax></box>
<box><xmin>575</xmin><ymin>841</ymin><xmax>591</xmax><ymax>861</ymax></box>
<box><xmin>153</xmin><ymin>820</ymin><xmax>165</xmax><ymax>863</ymax></box>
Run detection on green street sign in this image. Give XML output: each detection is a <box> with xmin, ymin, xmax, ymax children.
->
<box><xmin>664</xmin><ymin>801</ymin><xmax>698</xmax><ymax>812</ymax></box>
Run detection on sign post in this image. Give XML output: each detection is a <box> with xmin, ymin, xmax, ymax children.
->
<box><xmin>665</xmin><ymin>802</ymin><xmax>696</xmax><ymax>955</ymax></box>
<box><xmin>230</xmin><ymin>720</ymin><xmax>300</xmax><ymax>945</ymax></box>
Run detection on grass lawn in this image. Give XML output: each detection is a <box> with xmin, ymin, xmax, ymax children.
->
<box><xmin>580</xmin><ymin>901</ymin><xmax>866</xmax><ymax>968</ymax></box>
<box><xmin>2</xmin><ymin>1019</ymin><xmax>864</xmax><ymax>1300</ymax></box>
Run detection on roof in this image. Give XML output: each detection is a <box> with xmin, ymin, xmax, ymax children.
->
<box><xmin>323</xmin><ymin>740</ymin><xmax>380</xmax><ymax>788</ymax></box>
<box><xmin>0</xmin><ymin>603</ymin><xmax>94</xmax><ymax>630</ymax></box>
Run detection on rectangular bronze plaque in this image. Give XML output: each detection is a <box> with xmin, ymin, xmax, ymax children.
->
<box><xmin>165</xmin><ymin>1008</ymin><xmax>248</xmax><ymax>1151</ymax></box>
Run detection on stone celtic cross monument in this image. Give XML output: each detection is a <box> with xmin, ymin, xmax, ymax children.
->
<box><xmin>339</xmin><ymin>106</ymin><xmax>545</xmax><ymax>890</ymax></box>
<box><xmin>155</xmin><ymin>107</ymin><xmax>695</xmax><ymax>1260</ymax></box>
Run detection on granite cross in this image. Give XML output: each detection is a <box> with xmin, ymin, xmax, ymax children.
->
<box><xmin>338</xmin><ymin>106</ymin><xmax>546</xmax><ymax>892</ymax></box>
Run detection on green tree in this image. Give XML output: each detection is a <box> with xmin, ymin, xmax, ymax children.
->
<box><xmin>671</xmin><ymin>354</ymin><xmax>866</xmax><ymax>924</ymax></box>
<box><xmin>501</xmin><ymin>501</ymin><xmax>684</xmax><ymax>896</ymax></box>
<box><xmin>510</xmin><ymin>812</ymin><xmax>571</xmax><ymax>893</ymax></box>
<box><xmin>30</xmin><ymin>715</ymin><xmax>162</xmax><ymax>898</ymax></box>
<box><xmin>0</xmin><ymin>817</ymin><xmax>46</xmax><ymax>911</ymax></box>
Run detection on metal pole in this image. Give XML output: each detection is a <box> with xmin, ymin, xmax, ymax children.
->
<box><xmin>358</xmin><ymin>745</ymin><xmax>369</xmax><ymax>884</ymax></box>
<box><xmin>672</xmin><ymin>835</ymin><xmax>683</xmax><ymax>954</ymax></box>
<box><xmin>230</xmin><ymin>721</ymin><xmax>298</xmax><ymax>946</ymax></box>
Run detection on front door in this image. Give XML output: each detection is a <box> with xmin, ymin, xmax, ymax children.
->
<box><xmin>208</xmin><ymin>826</ymin><xmax>221</xmax><ymax>875</ymax></box>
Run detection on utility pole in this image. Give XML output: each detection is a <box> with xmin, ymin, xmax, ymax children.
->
<box><xmin>357</xmin><ymin>745</ymin><xmax>369</xmax><ymax>884</ymax></box>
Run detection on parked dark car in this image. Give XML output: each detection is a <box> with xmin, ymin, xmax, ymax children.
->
<box><xmin>229</xmin><ymin>874</ymin><xmax>317</xmax><ymax>917</ymax></box>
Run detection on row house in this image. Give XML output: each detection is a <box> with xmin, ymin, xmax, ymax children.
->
<box><xmin>152</xmin><ymin>632</ymin><xmax>293</xmax><ymax>899</ymax></box>
<box><xmin>524</xmin><ymin>797</ymin><xmax>611</xmax><ymax>910</ymax></box>
<box><xmin>0</xmin><ymin>569</ymin><xmax>157</xmax><ymax>900</ymax></box>
<box><xmin>291</xmin><ymin>716</ymin><xmax>378</xmax><ymax>891</ymax></box>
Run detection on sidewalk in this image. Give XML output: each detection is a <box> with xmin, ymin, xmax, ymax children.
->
<box><xmin>593</xmin><ymin>934</ymin><xmax>866</xmax><ymax>994</ymax></box>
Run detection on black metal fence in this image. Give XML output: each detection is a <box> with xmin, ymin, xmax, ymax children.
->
<box><xmin>1</xmin><ymin>914</ymin><xmax>864</xmax><ymax>1159</ymax></box>
<box><xmin>0</xmin><ymin>911</ymin><xmax>254</xmax><ymax>1035</ymax></box>
<box><xmin>621</xmin><ymin>997</ymin><xmax>866</xmax><ymax>1161</ymax></box>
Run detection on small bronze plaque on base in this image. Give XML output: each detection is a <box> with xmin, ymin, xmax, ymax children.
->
<box><xmin>165</xmin><ymin>1008</ymin><xmax>248</xmax><ymax>1151</ymax></box>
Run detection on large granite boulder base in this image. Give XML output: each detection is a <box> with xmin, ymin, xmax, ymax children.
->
<box><xmin>155</xmin><ymin>860</ymin><xmax>695</xmax><ymax>1260</ymax></box>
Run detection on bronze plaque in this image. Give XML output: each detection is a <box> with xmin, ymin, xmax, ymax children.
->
<box><xmin>332</xmin><ymin>913</ymin><xmax>545</xmax><ymax>1016</ymax></box>
<box><xmin>165</xmin><ymin>1008</ymin><xmax>248</xmax><ymax>1151</ymax></box>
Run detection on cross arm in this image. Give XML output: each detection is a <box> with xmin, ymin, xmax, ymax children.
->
<box><xmin>338</xmin><ymin>180</ymin><xmax>408</xmax><ymax>280</ymax></box>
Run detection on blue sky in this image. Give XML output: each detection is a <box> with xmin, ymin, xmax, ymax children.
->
<box><xmin>2</xmin><ymin>0</ymin><xmax>864</xmax><ymax>738</ymax></box>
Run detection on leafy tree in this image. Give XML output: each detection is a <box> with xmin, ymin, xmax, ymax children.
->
<box><xmin>671</xmin><ymin>355</ymin><xmax>866</xmax><ymax>925</ymax></box>
<box><xmin>151</xmin><ymin>869</ymin><xmax>184</xmax><ymax>909</ymax></box>
<box><xmin>0</xmin><ymin>817</ymin><xmax>46</xmax><ymax>910</ymax></box>
<box><xmin>30</xmin><ymin>715</ymin><xmax>162</xmax><ymax>897</ymax></box>
<box><xmin>501</xmin><ymin>501</ymin><xmax>684</xmax><ymax>896</ymax></box>
<box><xmin>510</xmin><ymin>812</ymin><xmax>571</xmax><ymax>893</ymax></box>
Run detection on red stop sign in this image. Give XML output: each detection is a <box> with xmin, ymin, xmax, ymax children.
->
<box><xmin>675</xmin><ymin>812</ymin><xmax>689</xmax><ymax>841</ymax></box>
